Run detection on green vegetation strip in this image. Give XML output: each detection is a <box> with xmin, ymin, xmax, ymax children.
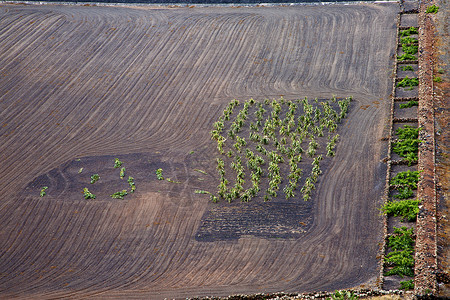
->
<box><xmin>382</xmin><ymin>170</ymin><xmax>420</xmax><ymax>221</ymax></box>
<box><xmin>381</xmin><ymin>19</ymin><xmax>419</xmax><ymax>292</ymax></box>
<box><xmin>385</xmin><ymin>227</ymin><xmax>415</xmax><ymax>280</ymax></box>
<box><xmin>209</xmin><ymin>96</ymin><xmax>351</xmax><ymax>203</ymax></box>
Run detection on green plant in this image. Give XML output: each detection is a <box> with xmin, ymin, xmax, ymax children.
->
<box><xmin>120</xmin><ymin>167</ymin><xmax>126</xmax><ymax>179</ymax></box>
<box><xmin>114</xmin><ymin>158</ymin><xmax>123</xmax><ymax>168</ymax></box>
<box><xmin>394</xmin><ymin>186</ymin><xmax>414</xmax><ymax>199</ymax></box>
<box><xmin>194</xmin><ymin>169</ymin><xmax>207</xmax><ymax>175</ymax></box>
<box><xmin>90</xmin><ymin>174</ymin><xmax>100</xmax><ymax>184</ymax></box>
<box><xmin>40</xmin><ymin>186</ymin><xmax>48</xmax><ymax>197</ymax></box>
<box><xmin>194</xmin><ymin>190</ymin><xmax>211</xmax><ymax>194</ymax></box>
<box><xmin>329</xmin><ymin>290</ymin><xmax>358</xmax><ymax>300</ymax></box>
<box><xmin>396</xmin><ymin>125</ymin><xmax>419</xmax><ymax>139</ymax></box>
<box><xmin>433</xmin><ymin>76</ymin><xmax>442</xmax><ymax>83</ymax></box>
<box><xmin>385</xmin><ymin>250</ymin><xmax>414</xmax><ymax>277</ymax></box>
<box><xmin>156</xmin><ymin>168</ymin><xmax>164</xmax><ymax>180</ymax></box>
<box><xmin>78</xmin><ymin>168</ymin><xmax>83</xmax><ymax>174</ymax></box>
<box><xmin>111</xmin><ymin>190</ymin><xmax>128</xmax><ymax>200</ymax></box>
<box><xmin>400</xmin><ymin>27</ymin><xmax>418</xmax><ymax>37</ymax></box>
<box><xmin>426</xmin><ymin>4</ymin><xmax>439</xmax><ymax>13</ymax></box>
<box><xmin>385</xmin><ymin>227</ymin><xmax>415</xmax><ymax>280</ymax></box>
<box><xmin>83</xmin><ymin>187</ymin><xmax>96</xmax><ymax>199</ymax></box>
<box><xmin>400</xmin><ymin>279</ymin><xmax>414</xmax><ymax>290</ymax></box>
<box><xmin>127</xmin><ymin>176</ymin><xmax>136</xmax><ymax>192</ymax></box>
<box><xmin>381</xmin><ymin>199</ymin><xmax>420</xmax><ymax>221</ymax></box>
<box><xmin>392</xmin><ymin>138</ymin><xmax>420</xmax><ymax>165</ymax></box>
<box><xmin>398</xmin><ymin>53</ymin><xmax>417</xmax><ymax>61</ymax></box>
<box><xmin>400</xmin><ymin>37</ymin><xmax>418</xmax><ymax>45</ymax></box>
<box><xmin>437</xmin><ymin>68</ymin><xmax>445</xmax><ymax>74</ymax></box>
<box><xmin>402</xmin><ymin>44</ymin><xmax>418</xmax><ymax>55</ymax></box>
<box><xmin>399</xmin><ymin>100</ymin><xmax>418</xmax><ymax>108</ymax></box>
<box><xmin>166</xmin><ymin>178</ymin><xmax>181</xmax><ymax>183</ymax></box>
<box><xmin>400</xmin><ymin>65</ymin><xmax>414</xmax><ymax>71</ymax></box>
<box><xmin>388</xmin><ymin>227</ymin><xmax>414</xmax><ymax>251</ymax></box>
<box><xmin>397</xmin><ymin>76</ymin><xmax>419</xmax><ymax>90</ymax></box>
<box><xmin>391</xmin><ymin>170</ymin><xmax>420</xmax><ymax>200</ymax></box>
<box><xmin>390</xmin><ymin>170</ymin><xmax>420</xmax><ymax>189</ymax></box>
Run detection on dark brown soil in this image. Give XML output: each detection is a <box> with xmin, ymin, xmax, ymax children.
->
<box><xmin>0</xmin><ymin>3</ymin><xmax>399</xmax><ymax>299</ymax></box>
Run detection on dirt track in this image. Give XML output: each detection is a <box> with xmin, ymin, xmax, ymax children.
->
<box><xmin>0</xmin><ymin>3</ymin><xmax>398</xmax><ymax>299</ymax></box>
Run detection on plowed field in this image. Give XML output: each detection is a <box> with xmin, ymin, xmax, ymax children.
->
<box><xmin>0</xmin><ymin>3</ymin><xmax>397</xmax><ymax>299</ymax></box>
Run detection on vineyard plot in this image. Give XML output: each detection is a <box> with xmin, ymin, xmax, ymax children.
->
<box><xmin>210</xmin><ymin>97</ymin><xmax>351</xmax><ymax>203</ymax></box>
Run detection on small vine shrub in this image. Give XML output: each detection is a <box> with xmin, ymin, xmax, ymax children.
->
<box><xmin>397</xmin><ymin>76</ymin><xmax>419</xmax><ymax>90</ymax></box>
<box><xmin>40</xmin><ymin>186</ymin><xmax>48</xmax><ymax>197</ymax></box>
<box><xmin>381</xmin><ymin>199</ymin><xmax>420</xmax><ymax>222</ymax></box>
<box><xmin>83</xmin><ymin>187</ymin><xmax>96</xmax><ymax>199</ymax></box>
<box><xmin>90</xmin><ymin>174</ymin><xmax>100</xmax><ymax>184</ymax></box>
<box><xmin>426</xmin><ymin>4</ymin><xmax>439</xmax><ymax>13</ymax></box>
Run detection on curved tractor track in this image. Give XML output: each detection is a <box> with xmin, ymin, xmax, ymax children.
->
<box><xmin>0</xmin><ymin>3</ymin><xmax>397</xmax><ymax>299</ymax></box>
